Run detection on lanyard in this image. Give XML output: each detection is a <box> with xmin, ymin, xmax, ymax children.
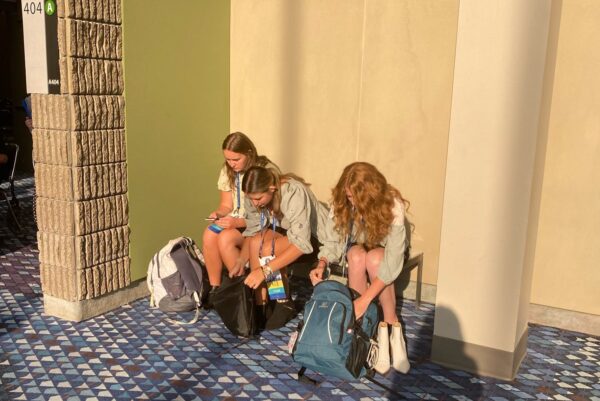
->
<box><xmin>235</xmin><ymin>173</ymin><xmax>241</xmax><ymax>212</ymax></box>
<box><xmin>259</xmin><ymin>209</ymin><xmax>277</xmax><ymax>258</ymax></box>
<box><xmin>339</xmin><ymin>218</ymin><xmax>354</xmax><ymax>264</ymax></box>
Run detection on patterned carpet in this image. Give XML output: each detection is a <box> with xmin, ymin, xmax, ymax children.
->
<box><xmin>1</xmin><ymin>176</ymin><xmax>599</xmax><ymax>400</ymax></box>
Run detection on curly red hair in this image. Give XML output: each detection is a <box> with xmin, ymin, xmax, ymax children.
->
<box><xmin>331</xmin><ymin>162</ymin><xmax>409</xmax><ymax>248</ymax></box>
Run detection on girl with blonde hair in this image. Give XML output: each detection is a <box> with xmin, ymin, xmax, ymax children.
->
<box><xmin>241</xmin><ymin>165</ymin><xmax>329</xmax><ymax>330</ymax></box>
<box><xmin>310</xmin><ymin>161</ymin><xmax>411</xmax><ymax>375</ymax></box>
<box><xmin>202</xmin><ymin>132</ymin><xmax>277</xmax><ymax>289</ymax></box>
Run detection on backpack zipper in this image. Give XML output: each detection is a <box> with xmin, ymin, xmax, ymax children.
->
<box><xmin>297</xmin><ymin>301</ymin><xmax>316</xmax><ymax>343</ymax></box>
<box><xmin>327</xmin><ymin>303</ymin><xmax>337</xmax><ymax>343</ymax></box>
<box><xmin>338</xmin><ymin>304</ymin><xmax>347</xmax><ymax>344</ymax></box>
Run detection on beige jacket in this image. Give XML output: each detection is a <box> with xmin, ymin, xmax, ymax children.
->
<box><xmin>318</xmin><ymin>199</ymin><xmax>408</xmax><ymax>285</ymax></box>
<box><xmin>243</xmin><ymin>178</ymin><xmax>330</xmax><ymax>254</ymax></box>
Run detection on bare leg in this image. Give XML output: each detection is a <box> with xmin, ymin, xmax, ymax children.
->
<box><xmin>347</xmin><ymin>245</ymin><xmax>368</xmax><ymax>294</ymax></box>
<box><xmin>203</xmin><ymin>227</ymin><xmax>223</xmax><ymax>286</ymax></box>
<box><xmin>218</xmin><ymin>228</ymin><xmax>245</xmax><ymax>272</ymax></box>
<box><xmin>366</xmin><ymin>248</ymin><xmax>398</xmax><ymax>324</ymax></box>
<box><xmin>248</xmin><ymin>234</ymin><xmax>269</xmax><ymax>304</ymax></box>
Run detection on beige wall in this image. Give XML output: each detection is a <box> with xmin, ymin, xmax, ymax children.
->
<box><xmin>230</xmin><ymin>0</ymin><xmax>459</xmax><ymax>285</ymax></box>
<box><xmin>530</xmin><ymin>1</ymin><xmax>600</xmax><ymax>316</ymax></box>
<box><xmin>230</xmin><ymin>0</ymin><xmax>600</xmax><ymax>323</ymax></box>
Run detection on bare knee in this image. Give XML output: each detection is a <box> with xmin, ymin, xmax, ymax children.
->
<box><xmin>347</xmin><ymin>246</ymin><xmax>366</xmax><ymax>268</ymax></box>
<box><xmin>202</xmin><ymin>227</ymin><xmax>219</xmax><ymax>250</ymax></box>
<box><xmin>217</xmin><ymin>229</ymin><xmax>243</xmax><ymax>251</ymax></box>
<box><xmin>256</xmin><ymin>230</ymin><xmax>281</xmax><ymax>258</ymax></box>
<box><xmin>365</xmin><ymin>248</ymin><xmax>384</xmax><ymax>279</ymax></box>
<box><xmin>248</xmin><ymin>233</ymin><xmax>261</xmax><ymax>248</ymax></box>
<box><xmin>248</xmin><ymin>234</ymin><xmax>261</xmax><ymax>258</ymax></box>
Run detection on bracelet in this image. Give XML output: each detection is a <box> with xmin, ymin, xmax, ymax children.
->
<box><xmin>317</xmin><ymin>258</ymin><xmax>327</xmax><ymax>268</ymax></box>
<box><xmin>261</xmin><ymin>264</ymin><xmax>274</xmax><ymax>280</ymax></box>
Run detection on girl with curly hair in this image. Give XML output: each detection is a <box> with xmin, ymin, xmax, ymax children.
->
<box><xmin>310</xmin><ymin>161</ymin><xmax>411</xmax><ymax>375</ymax></box>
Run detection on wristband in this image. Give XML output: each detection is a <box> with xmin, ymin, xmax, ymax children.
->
<box><xmin>261</xmin><ymin>264</ymin><xmax>274</xmax><ymax>280</ymax></box>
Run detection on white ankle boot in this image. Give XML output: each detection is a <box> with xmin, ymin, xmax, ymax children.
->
<box><xmin>390</xmin><ymin>321</ymin><xmax>410</xmax><ymax>373</ymax></box>
<box><xmin>374</xmin><ymin>322</ymin><xmax>391</xmax><ymax>375</ymax></box>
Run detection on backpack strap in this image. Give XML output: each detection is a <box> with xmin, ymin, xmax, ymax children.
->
<box><xmin>297</xmin><ymin>367</ymin><xmax>405</xmax><ymax>399</ymax></box>
<box><xmin>171</xmin><ymin>243</ymin><xmax>203</xmax><ymax>293</ymax></box>
<box><xmin>297</xmin><ymin>367</ymin><xmax>319</xmax><ymax>385</ymax></box>
<box><xmin>297</xmin><ymin>365</ymin><xmax>405</xmax><ymax>400</ymax></box>
<box><xmin>166</xmin><ymin>292</ymin><xmax>202</xmax><ymax>325</ymax></box>
<box><xmin>366</xmin><ymin>338</ymin><xmax>379</xmax><ymax>369</ymax></box>
<box><xmin>148</xmin><ymin>254</ymin><xmax>159</xmax><ymax>308</ymax></box>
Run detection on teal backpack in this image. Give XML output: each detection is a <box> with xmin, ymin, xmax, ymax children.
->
<box><xmin>290</xmin><ymin>280</ymin><xmax>380</xmax><ymax>381</ymax></box>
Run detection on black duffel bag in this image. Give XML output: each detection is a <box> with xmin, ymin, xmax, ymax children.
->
<box><xmin>211</xmin><ymin>273</ymin><xmax>257</xmax><ymax>337</ymax></box>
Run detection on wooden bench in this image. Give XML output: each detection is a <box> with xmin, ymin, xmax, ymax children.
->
<box><xmin>291</xmin><ymin>247</ymin><xmax>424</xmax><ymax>308</ymax></box>
<box><xmin>402</xmin><ymin>249</ymin><xmax>424</xmax><ymax>309</ymax></box>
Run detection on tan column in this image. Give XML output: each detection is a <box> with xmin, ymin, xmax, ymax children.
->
<box><xmin>432</xmin><ymin>0</ymin><xmax>553</xmax><ymax>379</ymax></box>
<box><xmin>31</xmin><ymin>0</ymin><xmax>145</xmax><ymax>321</ymax></box>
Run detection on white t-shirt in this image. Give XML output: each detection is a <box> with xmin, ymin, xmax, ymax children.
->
<box><xmin>217</xmin><ymin>166</ymin><xmax>245</xmax><ymax>217</ymax></box>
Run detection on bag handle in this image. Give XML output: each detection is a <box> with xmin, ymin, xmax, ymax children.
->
<box><xmin>148</xmin><ymin>254</ymin><xmax>159</xmax><ymax>308</ymax></box>
<box><xmin>166</xmin><ymin>292</ymin><xmax>202</xmax><ymax>325</ymax></box>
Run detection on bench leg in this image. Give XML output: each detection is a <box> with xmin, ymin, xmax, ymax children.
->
<box><xmin>416</xmin><ymin>256</ymin><xmax>423</xmax><ymax>309</ymax></box>
<box><xmin>1</xmin><ymin>189</ymin><xmax>22</xmax><ymax>232</ymax></box>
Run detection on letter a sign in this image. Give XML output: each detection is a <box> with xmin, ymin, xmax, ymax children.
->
<box><xmin>45</xmin><ymin>1</ymin><xmax>56</xmax><ymax>15</ymax></box>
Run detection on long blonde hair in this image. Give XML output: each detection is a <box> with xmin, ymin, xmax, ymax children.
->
<box><xmin>241</xmin><ymin>166</ymin><xmax>309</xmax><ymax>220</ymax></box>
<box><xmin>222</xmin><ymin>132</ymin><xmax>271</xmax><ymax>188</ymax></box>
<box><xmin>331</xmin><ymin>162</ymin><xmax>409</xmax><ymax>248</ymax></box>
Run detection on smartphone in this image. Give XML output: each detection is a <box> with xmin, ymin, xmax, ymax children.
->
<box><xmin>22</xmin><ymin>97</ymin><xmax>32</xmax><ymax>118</ymax></box>
<box><xmin>207</xmin><ymin>223</ymin><xmax>224</xmax><ymax>234</ymax></box>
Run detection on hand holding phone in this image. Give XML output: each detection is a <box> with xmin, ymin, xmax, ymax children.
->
<box><xmin>208</xmin><ymin>223</ymin><xmax>224</xmax><ymax>234</ymax></box>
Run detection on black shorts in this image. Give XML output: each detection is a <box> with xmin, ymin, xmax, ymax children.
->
<box><xmin>349</xmin><ymin>242</ymin><xmax>383</xmax><ymax>253</ymax></box>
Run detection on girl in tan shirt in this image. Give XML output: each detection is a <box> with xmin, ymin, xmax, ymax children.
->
<box><xmin>241</xmin><ymin>166</ymin><xmax>329</xmax><ymax>329</ymax></box>
<box><xmin>202</xmin><ymin>132</ymin><xmax>277</xmax><ymax>287</ymax></box>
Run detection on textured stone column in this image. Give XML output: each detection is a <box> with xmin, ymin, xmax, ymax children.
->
<box><xmin>31</xmin><ymin>0</ymin><xmax>142</xmax><ymax>320</ymax></box>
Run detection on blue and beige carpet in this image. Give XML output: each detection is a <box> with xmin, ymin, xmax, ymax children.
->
<box><xmin>1</xmin><ymin>176</ymin><xmax>598</xmax><ymax>400</ymax></box>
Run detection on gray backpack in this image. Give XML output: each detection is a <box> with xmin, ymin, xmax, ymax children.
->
<box><xmin>147</xmin><ymin>237</ymin><xmax>208</xmax><ymax>324</ymax></box>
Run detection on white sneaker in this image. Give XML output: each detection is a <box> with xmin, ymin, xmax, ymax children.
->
<box><xmin>390</xmin><ymin>321</ymin><xmax>410</xmax><ymax>373</ymax></box>
<box><xmin>374</xmin><ymin>322</ymin><xmax>391</xmax><ymax>375</ymax></box>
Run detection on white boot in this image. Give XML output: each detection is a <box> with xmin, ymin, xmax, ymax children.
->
<box><xmin>390</xmin><ymin>321</ymin><xmax>410</xmax><ymax>373</ymax></box>
<box><xmin>374</xmin><ymin>322</ymin><xmax>391</xmax><ymax>375</ymax></box>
